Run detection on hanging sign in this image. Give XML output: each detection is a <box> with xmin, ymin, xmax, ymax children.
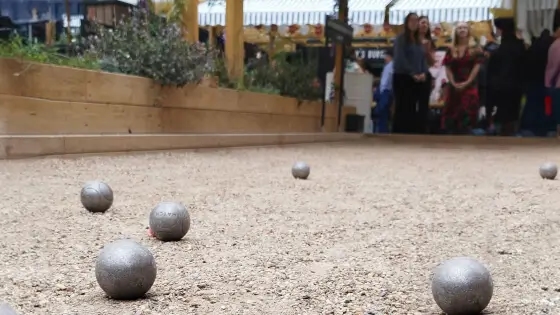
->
<box><xmin>355</xmin><ymin>48</ymin><xmax>385</xmax><ymax>60</ymax></box>
<box><xmin>325</xmin><ymin>15</ymin><xmax>353</xmax><ymax>44</ymax></box>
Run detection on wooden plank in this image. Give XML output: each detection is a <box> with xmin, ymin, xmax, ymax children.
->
<box><xmin>0</xmin><ymin>58</ymin><xmax>158</xmax><ymax>107</ymax></box>
<box><xmin>160</xmin><ymin>86</ymin><xmax>343</xmax><ymax>118</ymax></box>
<box><xmin>0</xmin><ymin>133</ymin><xmax>363</xmax><ymax>159</ymax></box>
<box><xmin>162</xmin><ymin>108</ymin><xmax>330</xmax><ymax>133</ymax></box>
<box><xmin>0</xmin><ymin>95</ymin><xmax>163</xmax><ymax>135</ymax></box>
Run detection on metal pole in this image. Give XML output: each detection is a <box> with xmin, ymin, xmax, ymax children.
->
<box><xmin>337</xmin><ymin>44</ymin><xmax>345</xmax><ymax>130</ymax></box>
<box><xmin>320</xmin><ymin>16</ymin><xmax>329</xmax><ymax>131</ymax></box>
<box><xmin>334</xmin><ymin>0</ymin><xmax>348</xmax><ymax>131</ymax></box>
<box><xmin>384</xmin><ymin>0</ymin><xmax>401</xmax><ymax>21</ymax></box>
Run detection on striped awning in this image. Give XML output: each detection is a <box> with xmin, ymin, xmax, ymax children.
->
<box><xmin>526</xmin><ymin>0</ymin><xmax>558</xmax><ymax>10</ymax></box>
<box><xmin>388</xmin><ymin>0</ymin><xmax>505</xmax><ymax>24</ymax></box>
<box><xmin>198</xmin><ymin>0</ymin><xmax>392</xmax><ymax>26</ymax></box>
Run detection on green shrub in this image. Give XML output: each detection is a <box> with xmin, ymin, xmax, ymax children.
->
<box><xmin>88</xmin><ymin>8</ymin><xmax>216</xmax><ymax>87</ymax></box>
<box><xmin>243</xmin><ymin>61</ymin><xmax>279</xmax><ymax>93</ymax></box>
<box><xmin>213</xmin><ymin>56</ymin><xmax>236</xmax><ymax>88</ymax></box>
<box><xmin>0</xmin><ymin>36</ymin><xmax>100</xmax><ymax>70</ymax></box>
<box><xmin>215</xmin><ymin>54</ymin><xmax>322</xmax><ymax>101</ymax></box>
<box><xmin>270</xmin><ymin>58</ymin><xmax>322</xmax><ymax>101</ymax></box>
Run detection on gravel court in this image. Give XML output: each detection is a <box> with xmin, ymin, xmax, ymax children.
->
<box><xmin>0</xmin><ymin>141</ymin><xmax>559</xmax><ymax>315</ymax></box>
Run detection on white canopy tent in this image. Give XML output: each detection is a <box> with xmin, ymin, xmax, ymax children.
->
<box><xmin>516</xmin><ymin>0</ymin><xmax>558</xmax><ymax>39</ymax></box>
<box><xmin>388</xmin><ymin>0</ymin><xmax>504</xmax><ymax>24</ymax></box>
<box><xmin>198</xmin><ymin>0</ymin><xmax>393</xmax><ymax>26</ymax></box>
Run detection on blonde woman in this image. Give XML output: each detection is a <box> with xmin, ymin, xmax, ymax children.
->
<box><xmin>441</xmin><ymin>22</ymin><xmax>484</xmax><ymax>133</ymax></box>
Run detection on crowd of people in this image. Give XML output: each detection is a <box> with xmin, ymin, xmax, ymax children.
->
<box><xmin>372</xmin><ymin>13</ymin><xmax>560</xmax><ymax>137</ymax></box>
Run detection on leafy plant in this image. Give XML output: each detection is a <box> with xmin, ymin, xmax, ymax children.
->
<box><xmin>243</xmin><ymin>60</ymin><xmax>278</xmax><ymax>92</ymax></box>
<box><xmin>213</xmin><ymin>55</ymin><xmax>236</xmax><ymax>88</ymax></box>
<box><xmin>165</xmin><ymin>0</ymin><xmax>186</xmax><ymax>23</ymax></box>
<box><xmin>271</xmin><ymin>58</ymin><xmax>322</xmax><ymax>101</ymax></box>
<box><xmin>204</xmin><ymin>0</ymin><xmax>225</xmax><ymax>5</ymax></box>
<box><xmin>214</xmin><ymin>51</ymin><xmax>322</xmax><ymax>101</ymax></box>
<box><xmin>88</xmin><ymin>8</ymin><xmax>216</xmax><ymax>87</ymax></box>
<box><xmin>0</xmin><ymin>36</ymin><xmax>100</xmax><ymax>70</ymax></box>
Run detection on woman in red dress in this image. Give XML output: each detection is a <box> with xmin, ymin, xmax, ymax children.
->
<box><xmin>441</xmin><ymin>22</ymin><xmax>484</xmax><ymax>133</ymax></box>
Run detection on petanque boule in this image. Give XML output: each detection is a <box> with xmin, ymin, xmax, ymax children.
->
<box><xmin>95</xmin><ymin>239</ymin><xmax>157</xmax><ymax>300</ymax></box>
<box><xmin>539</xmin><ymin>162</ymin><xmax>557</xmax><ymax>180</ymax></box>
<box><xmin>431</xmin><ymin>256</ymin><xmax>493</xmax><ymax>315</ymax></box>
<box><xmin>80</xmin><ymin>181</ymin><xmax>114</xmax><ymax>213</ymax></box>
<box><xmin>0</xmin><ymin>303</ymin><xmax>18</xmax><ymax>315</ymax></box>
<box><xmin>149</xmin><ymin>202</ymin><xmax>191</xmax><ymax>241</ymax></box>
<box><xmin>291</xmin><ymin>161</ymin><xmax>310</xmax><ymax>179</ymax></box>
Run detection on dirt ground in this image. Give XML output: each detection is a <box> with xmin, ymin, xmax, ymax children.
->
<box><xmin>1</xmin><ymin>141</ymin><xmax>560</xmax><ymax>315</ymax></box>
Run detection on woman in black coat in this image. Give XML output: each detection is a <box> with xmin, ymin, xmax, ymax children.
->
<box><xmin>417</xmin><ymin>16</ymin><xmax>436</xmax><ymax>134</ymax></box>
<box><xmin>486</xmin><ymin>18</ymin><xmax>527</xmax><ymax>136</ymax></box>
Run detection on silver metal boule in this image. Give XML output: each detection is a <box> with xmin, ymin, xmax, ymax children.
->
<box><xmin>95</xmin><ymin>239</ymin><xmax>157</xmax><ymax>300</ymax></box>
<box><xmin>431</xmin><ymin>257</ymin><xmax>493</xmax><ymax>315</ymax></box>
<box><xmin>149</xmin><ymin>202</ymin><xmax>191</xmax><ymax>242</ymax></box>
<box><xmin>0</xmin><ymin>303</ymin><xmax>18</xmax><ymax>315</ymax></box>
<box><xmin>292</xmin><ymin>161</ymin><xmax>310</xmax><ymax>179</ymax></box>
<box><xmin>80</xmin><ymin>181</ymin><xmax>114</xmax><ymax>213</ymax></box>
<box><xmin>539</xmin><ymin>162</ymin><xmax>558</xmax><ymax>180</ymax></box>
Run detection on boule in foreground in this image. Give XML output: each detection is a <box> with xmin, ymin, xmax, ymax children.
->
<box><xmin>95</xmin><ymin>239</ymin><xmax>157</xmax><ymax>300</ymax></box>
<box><xmin>431</xmin><ymin>256</ymin><xmax>493</xmax><ymax>315</ymax></box>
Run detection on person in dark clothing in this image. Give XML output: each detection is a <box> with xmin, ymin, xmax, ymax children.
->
<box><xmin>392</xmin><ymin>12</ymin><xmax>429</xmax><ymax>134</ymax></box>
<box><xmin>520</xmin><ymin>29</ymin><xmax>555</xmax><ymax>136</ymax></box>
<box><xmin>417</xmin><ymin>16</ymin><xmax>436</xmax><ymax>134</ymax></box>
<box><xmin>546</xmin><ymin>26</ymin><xmax>560</xmax><ymax>137</ymax></box>
<box><xmin>373</xmin><ymin>48</ymin><xmax>394</xmax><ymax>133</ymax></box>
<box><xmin>486</xmin><ymin>18</ymin><xmax>526</xmax><ymax>136</ymax></box>
<box><xmin>476</xmin><ymin>36</ymin><xmax>500</xmax><ymax>132</ymax></box>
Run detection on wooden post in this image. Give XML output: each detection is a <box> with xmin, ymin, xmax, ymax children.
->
<box><xmin>209</xmin><ymin>26</ymin><xmax>217</xmax><ymax>47</ymax></box>
<box><xmin>64</xmin><ymin>0</ymin><xmax>72</xmax><ymax>42</ymax></box>
<box><xmin>268</xmin><ymin>31</ymin><xmax>276</xmax><ymax>62</ymax></box>
<box><xmin>225</xmin><ymin>0</ymin><xmax>244</xmax><ymax>80</ymax></box>
<box><xmin>45</xmin><ymin>22</ymin><xmax>53</xmax><ymax>46</ymax></box>
<box><xmin>332</xmin><ymin>0</ymin><xmax>348</xmax><ymax>131</ymax></box>
<box><xmin>182</xmin><ymin>0</ymin><xmax>199</xmax><ymax>43</ymax></box>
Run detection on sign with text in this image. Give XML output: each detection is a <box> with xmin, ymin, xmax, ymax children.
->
<box><xmin>354</xmin><ymin>48</ymin><xmax>385</xmax><ymax>60</ymax></box>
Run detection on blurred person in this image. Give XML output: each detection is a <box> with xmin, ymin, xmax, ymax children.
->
<box><xmin>246</xmin><ymin>49</ymin><xmax>269</xmax><ymax>71</ymax></box>
<box><xmin>520</xmin><ymin>29</ymin><xmax>555</xmax><ymax>136</ymax></box>
<box><xmin>476</xmin><ymin>33</ymin><xmax>500</xmax><ymax>133</ymax></box>
<box><xmin>417</xmin><ymin>16</ymin><xmax>436</xmax><ymax>134</ymax></box>
<box><xmin>345</xmin><ymin>49</ymin><xmax>364</xmax><ymax>73</ymax></box>
<box><xmin>372</xmin><ymin>48</ymin><xmax>394</xmax><ymax>133</ymax></box>
<box><xmin>545</xmin><ymin>26</ymin><xmax>560</xmax><ymax>136</ymax></box>
<box><xmin>486</xmin><ymin>18</ymin><xmax>526</xmax><ymax>136</ymax></box>
<box><xmin>440</xmin><ymin>22</ymin><xmax>483</xmax><ymax>134</ymax></box>
<box><xmin>516</xmin><ymin>28</ymin><xmax>531</xmax><ymax>48</ymax></box>
<box><xmin>392</xmin><ymin>12</ymin><xmax>428</xmax><ymax>134</ymax></box>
